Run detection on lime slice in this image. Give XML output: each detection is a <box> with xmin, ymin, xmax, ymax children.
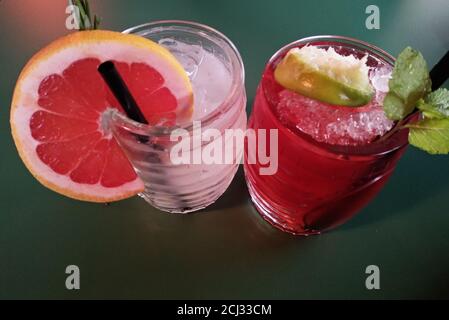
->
<box><xmin>274</xmin><ymin>46</ymin><xmax>374</xmax><ymax>107</ymax></box>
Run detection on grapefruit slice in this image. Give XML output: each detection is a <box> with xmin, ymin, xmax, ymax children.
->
<box><xmin>10</xmin><ymin>30</ymin><xmax>193</xmax><ymax>202</ymax></box>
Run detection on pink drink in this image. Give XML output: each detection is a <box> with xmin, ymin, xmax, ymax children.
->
<box><xmin>244</xmin><ymin>36</ymin><xmax>411</xmax><ymax>235</ymax></box>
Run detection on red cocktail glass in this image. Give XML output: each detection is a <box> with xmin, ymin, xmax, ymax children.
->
<box><xmin>244</xmin><ymin>36</ymin><xmax>412</xmax><ymax>235</ymax></box>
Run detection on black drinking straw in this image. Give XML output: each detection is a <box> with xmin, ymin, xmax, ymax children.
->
<box><xmin>430</xmin><ymin>50</ymin><xmax>449</xmax><ymax>90</ymax></box>
<box><xmin>98</xmin><ymin>61</ymin><xmax>149</xmax><ymax>124</ymax></box>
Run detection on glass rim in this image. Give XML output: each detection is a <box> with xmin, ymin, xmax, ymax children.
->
<box><xmin>262</xmin><ymin>35</ymin><xmax>410</xmax><ymax>158</ymax></box>
<box><xmin>113</xmin><ymin>20</ymin><xmax>245</xmax><ymax>136</ymax></box>
<box><xmin>269</xmin><ymin>34</ymin><xmax>396</xmax><ymax>66</ymax></box>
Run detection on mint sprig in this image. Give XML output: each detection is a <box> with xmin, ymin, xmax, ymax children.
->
<box><xmin>383</xmin><ymin>47</ymin><xmax>431</xmax><ymax>120</ymax></box>
<box><xmin>384</xmin><ymin>48</ymin><xmax>449</xmax><ymax>155</ymax></box>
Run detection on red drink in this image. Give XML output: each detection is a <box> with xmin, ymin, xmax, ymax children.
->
<box><xmin>244</xmin><ymin>36</ymin><xmax>411</xmax><ymax>235</ymax></box>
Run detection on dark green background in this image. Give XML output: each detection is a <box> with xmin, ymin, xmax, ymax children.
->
<box><xmin>1</xmin><ymin>0</ymin><xmax>448</xmax><ymax>299</ymax></box>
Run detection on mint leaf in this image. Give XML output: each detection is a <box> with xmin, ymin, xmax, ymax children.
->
<box><xmin>385</xmin><ymin>48</ymin><xmax>449</xmax><ymax>155</ymax></box>
<box><xmin>417</xmin><ymin>88</ymin><xmax>449</xmax><ymax>119</ymax></box>
<box><xmin>384</xmin><ymin>47</ymin><xmax>431</xmax><ymax>120</ymax></box>
<box><xmin>406</xmin><ymin>118</ymin><xmax>449</xmax><ymax>154</ymax></box>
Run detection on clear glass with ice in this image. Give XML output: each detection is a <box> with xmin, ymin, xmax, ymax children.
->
<box><xmin>108</xmin><ymin>21</ymin><xmax>246</xmax><ymax>213</ymax></box>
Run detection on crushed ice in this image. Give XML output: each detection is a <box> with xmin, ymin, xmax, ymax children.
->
<box><xmin>276</xmin><ymin>65</ymin><xmax>395</xmax><ymax>146</ymax></box>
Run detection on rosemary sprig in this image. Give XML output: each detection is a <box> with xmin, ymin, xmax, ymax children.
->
<box><xmin>69</xmin><ymin>0</ymin><xmax>100</xmax><ymax>30</ymax></box>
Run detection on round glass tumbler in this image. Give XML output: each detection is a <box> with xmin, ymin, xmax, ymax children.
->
<box><xmin>108</xmin><ymin>21</ymin><xmax>247</xmax><ymax>213</ymax></box>
<box><xmin>244</xmin><ymin>36</ymin><xmax>411</xmax><ymax>235</ymax></box>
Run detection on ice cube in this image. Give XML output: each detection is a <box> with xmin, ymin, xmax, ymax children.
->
<box><xmin>158</xmin><ymin>38</ymin><xmax>204</xmax><ymax>80</ymax></box>
<box><xmin>276</xmin><ymin>90</ymin><xmax>394</xmax><ymax>146</ymax></box>
<box><xmin>158</xmin><ymin>39</ymin><xmax>232</xmax><ymax>120</ymax></box>
<box><xmin>370</xmin><ymin>65</ymin><xmax>392</xmax><ymax>93</ymax></box>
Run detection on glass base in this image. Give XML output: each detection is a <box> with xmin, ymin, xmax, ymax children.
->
<box><xmin>138</xmin><ymin>192</ymin><xmax>212</xmax><ymax>214</ymax></box>
<box><xmin>245</xmin><ymin>175</ymin><xmax>321</xmax><ymax>236</ymax></box>
<box><xmin>136</xmin><ymin>163</ymin><xmax>239</xmax><ymax>214</ymax></box>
